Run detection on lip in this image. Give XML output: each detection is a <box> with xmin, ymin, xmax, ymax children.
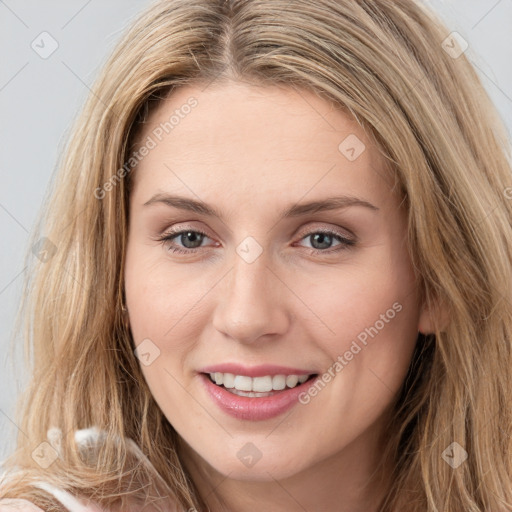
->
<box><xmin>199</xmin><ymin>372</ymin><xmax>320</xmax><ymax>421</ymax></box>
<box><xmin>198</xmin><ymin>363</ymin><xmax>317</xmax><ymax>378</ymax></box>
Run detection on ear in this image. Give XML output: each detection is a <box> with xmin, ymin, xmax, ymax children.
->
<box><xmin>418</xmin><ymin>295</ymin><xmax>450</xmax><ymax>334</ymax></box>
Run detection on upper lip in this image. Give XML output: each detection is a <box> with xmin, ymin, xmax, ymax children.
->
<box><xmin>198</xmin><ymin>363</ymin><xmax>317</xmax><ymax>378</ymax></box>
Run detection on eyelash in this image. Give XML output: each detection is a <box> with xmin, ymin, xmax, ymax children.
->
<box><xmin>155</xmin><ymin>227</ymin><xmax>356</xmax><ymax>256</ymax></box>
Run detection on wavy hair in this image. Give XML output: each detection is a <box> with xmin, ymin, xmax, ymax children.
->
<box><xmin>1</xmin><ymin>0</ymin><xmax>512</xmax><ymax>510</ymax></box>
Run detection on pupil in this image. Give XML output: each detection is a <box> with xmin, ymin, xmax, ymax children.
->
<box><xmin>181</xmin><ymin>231</ymin><xmax>203</xmax><ymax>249</ymax></box>
<box><xmin>311</xmin><ymin>233</ymin><xmax>332</xmax><ymax>250</ymax></box>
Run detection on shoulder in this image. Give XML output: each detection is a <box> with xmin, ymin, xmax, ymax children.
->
<box><xmin>0</xmin><ymin>499</ymin><xmax>45</xmax><ymax>511</ymax></box>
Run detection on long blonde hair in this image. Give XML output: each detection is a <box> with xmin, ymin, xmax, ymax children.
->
<box><xmin>1</xmin><ymin>0</ymin><xmax>512</xmax><ymax>510</ymax></box>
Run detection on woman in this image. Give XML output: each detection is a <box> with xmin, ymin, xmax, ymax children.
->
<box><xmin>1</xmin><ymin>0</ymin><xmax>511</xmax><ymax>510</ymax></box>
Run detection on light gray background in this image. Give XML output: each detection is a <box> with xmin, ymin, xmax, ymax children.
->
<box><xmin>1</xmin><ymin>0</ymin><xmax>511</xmax><ymax>462</ymax></box>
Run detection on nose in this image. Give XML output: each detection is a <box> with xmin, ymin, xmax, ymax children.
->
<box><xmin>211</xmin><ymin>250</ymin><xmax>291</xmax><ymax>344</ymax></box>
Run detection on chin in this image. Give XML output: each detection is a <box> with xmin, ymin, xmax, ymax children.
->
<box><xmin>198</xmin><ymin>444</ymin><xmax>311</xmax><ymax>482</ymax></box>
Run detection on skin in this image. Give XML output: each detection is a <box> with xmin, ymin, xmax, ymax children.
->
<box><xmin>124</xmin><ymin>80</ymin><xmax>439</xmax><ymax>512</ymax></box>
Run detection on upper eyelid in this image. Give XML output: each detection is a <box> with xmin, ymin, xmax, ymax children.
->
<box><xmin>161</xmin><ymin>224</ymin><xmax>355</xmax><ymax>245</ymax></box>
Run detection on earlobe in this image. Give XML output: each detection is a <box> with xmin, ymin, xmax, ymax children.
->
<box><xmin>418</xmin><ymin>296</ymin><xmax>450</xmax><ymax>334</ymax></box>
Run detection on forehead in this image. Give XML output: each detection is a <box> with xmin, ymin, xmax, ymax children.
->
<box><xmin>130</xmin><ymin>82</ymin><xmax>393</xmax><ymax>205</ymax></box>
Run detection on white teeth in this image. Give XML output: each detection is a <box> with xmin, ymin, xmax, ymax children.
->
<box><xmin>207</xmin><ymin>372</ymin><xmax>313</xmax><ymax>391</ymax></box>
<box><xmin>272</xmin><ymin>375</ymin><xmax>286</xmax><ymax>390</ymax></box>
<box><xmin>223</xmin><ymin>373</ymin><xmax>235</xmax><ymax>388</ymax></box>
<box><xmin>286</xmin><ymin>375</ymin><xmax>299</xmax><ymax>388</ymax></box>
<box><xmin>234</xmin><ymin>375</ymin><xmax>252</xmax><ymax>391</ymax></box>
<box><xmin>253</xmin><ymin>376</ymin><xmax>273</xmax><ymax>392</ymax></box>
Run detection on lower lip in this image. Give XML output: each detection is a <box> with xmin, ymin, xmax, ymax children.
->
<box><xmin>200</xmin><ymin>373</ymin><xmax>319</xmax><ymax>421</ymax></box>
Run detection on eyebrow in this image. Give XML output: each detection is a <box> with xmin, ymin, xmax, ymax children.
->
<box><xmin>143</xmin><ymin>193</ymin><xmax>379</xmax><ymax>218</ymax></box>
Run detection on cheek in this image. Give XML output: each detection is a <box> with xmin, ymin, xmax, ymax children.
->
<box><xmin>305</xmin><ymin>249</ymin><xmax>416</xmax><ymax>333</ymax></box>
<box><xmin>124</xmin><ymin>248</ymin><xmax>204</xmax><ymax>419</ymax></box>
<box><xmin>299</xmin><ymin>249</ymin><xmax>420</xmax><ymax>392</ymax></box>
<box><xmin>124</xmin><ymin>246</ymin><xmax>207</xmax><ymax>342</ymax></box>
<box><xmin>285</xmin><ymin>268</ymin><xmax>420</xmax><ymax>459</ymax></box>
<box><xmin>325</xmin><ymin>275</ymin><xmax>418</xmax><ymax>354</ymax></box>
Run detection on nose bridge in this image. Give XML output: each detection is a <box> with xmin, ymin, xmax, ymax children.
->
<box><xmin>234</xmin><ymin>240</ymin><xmax>273</xmax><ymax>291</ymax></box>
<box><xmin>227</xmin><ymin>244</ymin><xmax>274</xmax><ymax>315</ymax></box>
<box><xmin>212</xmin><ymin>240</ymin><xmax>289</xmax><ymax>343</ymax></box>
<box><xmin>227</xmin><ymin>234</ymin><xmax>272</xmax><ymax>297</ymax></box>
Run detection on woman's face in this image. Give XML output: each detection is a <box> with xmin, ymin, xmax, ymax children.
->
<box><xmin>124</xmin><ymin>81</ymin><xmax>430</xmax><ymax>483</ymax></box>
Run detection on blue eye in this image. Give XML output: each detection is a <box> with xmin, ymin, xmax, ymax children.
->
<box><xmin>156</xmin><ymin>228</ymin><xmax>355</xmax><ymax>255</ymax></box>
<box><xmin>298</xmin><ymin>230</ymin><xmax>356</xmax><ymax>252</ymax></box>
<box><xmin>157</xmin><ymin>229</ymin><xmax>213</xmax><ymax>254</ymax></box>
